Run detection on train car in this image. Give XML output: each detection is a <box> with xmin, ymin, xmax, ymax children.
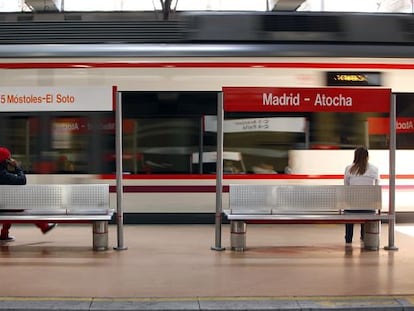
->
<box><xmin>1</xmin><ymin>12</ymin><xmax>414</xmax><ymax>223</ymax></box>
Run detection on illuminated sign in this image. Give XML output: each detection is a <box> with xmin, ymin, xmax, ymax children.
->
<box><xmin>222</xmin><ymin>87</ymin><xmax>391</xmax><ymax>113</ymax></box>
<box><xmin>368</xmin><ymin>117</ymin><xmax>414</xmax><ymax>134</ymax></box>
<box><xmin>326</xmin><ymin>72</ymin><xmax>382</xmax><ymax>86</ymax></box>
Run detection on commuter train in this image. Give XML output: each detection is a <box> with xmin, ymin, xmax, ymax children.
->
<box><xmin>1</xmin><ymin>12</ymin><xmax>414</xmax><ymax>222</ymax></box>
<box><xmin>0</xmin><ymin>56</ymin><xmax>412</xmax><ymax>222</ymax></box>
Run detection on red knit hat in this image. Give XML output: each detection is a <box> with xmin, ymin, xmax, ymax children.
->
<box><xmin>0</xmin><ymin>147</ymin><xmax>11</xmax><ymax>163</ymax></box>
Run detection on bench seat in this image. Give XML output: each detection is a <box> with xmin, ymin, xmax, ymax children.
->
<box><xmin>0</xmin><ymin>184</ymin><xmax>113</xmax><ymax>251</ymax></box>
<box><xmin>225</xmin><ymin>184</ymin><xmax>388</xmax><ymax>251</ymax></box>
<box><xmin>225</xmin><ymin>212</ymin><xmax>390</xmax><ymax>222</ymax></box>
<box><xmin>0</xmin><ymin>214</ymin><xmax>113</xmax><ymax>221</ymax></box>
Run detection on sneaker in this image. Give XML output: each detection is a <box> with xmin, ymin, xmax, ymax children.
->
<box><xmin>42</xmin><ymin>223</ymin><xmax>57</xmax><ymax>234</ymax></box>
<box><xmin>0</xmin><ymin>236</ymin><xmax>15</xmax><ymax>242</ymax></box>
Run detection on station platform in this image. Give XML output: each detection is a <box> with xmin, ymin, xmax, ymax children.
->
<box><xmin>0</xmin><ymin>223</ymin><xmax>414</xmax><ymax>310</ymax></box>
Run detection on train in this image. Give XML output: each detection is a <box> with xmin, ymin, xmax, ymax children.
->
<box><xmin>1</xmin><ymin>12</ymin><xmax>414</xmax><ymax>223</ymax></box>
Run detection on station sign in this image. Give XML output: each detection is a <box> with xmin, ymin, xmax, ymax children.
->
<box><xmin>0</xmin><ymin>86</ymin><xmax>114</xmax><ymax>112</ymax></box>
<box><xmin>222</xmin><ymin>87</ymin><xmax>391</xmax><ymax>113</ymax></box>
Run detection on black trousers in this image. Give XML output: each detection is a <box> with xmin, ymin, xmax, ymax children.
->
<box><xmin>345</xmin><ymin>223</ymin><xmax>364</xmax><ymax>243</ymax></box>
<box><xmin>344</xmin><ymin>210</ymin><xmax>375</xmax><ymax>243</ymax></box>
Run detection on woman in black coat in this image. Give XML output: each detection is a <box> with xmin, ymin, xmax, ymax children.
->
<box><xmin>0</xmin><ymin>147</ymin><xmax>56</xmax><ymax>242</ymax></box>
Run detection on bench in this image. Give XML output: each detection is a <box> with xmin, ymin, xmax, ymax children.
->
<box><xmin>0</xmin><ymin>184</ymin><xmax>113</xmax><ymax>251</ymax></box>
<box><xmin>224</xmin><ymin>184</ymin><xmax>390</xmax><ymax>251</ymax></box>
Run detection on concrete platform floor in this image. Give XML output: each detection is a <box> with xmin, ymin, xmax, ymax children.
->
<box><xmin>0</xmin><ymin>223</ymin><xmax>413</xmax><ymax>310</ymax></box>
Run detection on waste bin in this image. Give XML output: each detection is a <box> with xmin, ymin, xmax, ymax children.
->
<box><xmin>230</xmin><ymin>220</ymin><xmax>247</xmax><ymax>251</ymax></box>
<box><xmin>363</xmin><ymin>220</ymin><xmax>380</xmax><ymax>250</ymax></box>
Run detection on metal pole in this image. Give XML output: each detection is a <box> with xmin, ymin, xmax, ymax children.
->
<box><xmin>212</xmin><ymin>92</ymin><xmax>225</xmax><ymax>251</ymax></box>
<box><xmin>132</xmin><ymin>121</ymin><xmax>138</xmax><ymax>173</ymax></box>
<box><xmin>385</xmin><ymin>93</ymin><xmax>398</xmax><ymax>250</ymax></box>
<box><xmin>199</xmin><ymin>117</ymin><xmax>204</xmax><ymax>174</ymax></box>
<box><xmin>364</xmin><ymin>120</ymin><xmax>370</xmax><ymax>149</ymax></box>
<box><xmin>305</xmin><ymin>119</ymin><xmax>310</xmax><ymax>149</ymax></box>
<box><xmin>114</xmin><ymin>91</ymin><xmax>127</xmax><ymax>251</ymax></box>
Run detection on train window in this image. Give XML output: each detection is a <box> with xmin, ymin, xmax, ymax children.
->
<box><xmin>0</xmin><ymin>113</ymin><xmax>114</xmax><ymax>174</ymax></box>
<box><xmin>0</xmin><ymin>117</ymin><xmax>30</xmax><ymax>168</ymax></box>
<box><xmin>123</xmin><ymin>118</ymin><xmax>201</xmax><ymax>174</ymax></box>
<box><xmin>307</xmin><ymin>112</ymin><xmax>386</xmax><ymax>149</ymax></box>
<box><xmin>121</xmin><ymin>92</ymin><xmax>217</xmax><ymax>174</ymax></box>
<box><xmin>222</xmin><ymin>116</ymin><xmax>307</xmax><ymax>174</ymax></box>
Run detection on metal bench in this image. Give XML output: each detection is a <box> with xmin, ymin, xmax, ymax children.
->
<box><xmin>224</xmin><ymin>184</ymin><xmax>390</xmax><ymax>251</ymax></box>
<box><xmin>0</xmin><ymin>184</ymin><xmax>113</xmax><ymax>251</ymax></box>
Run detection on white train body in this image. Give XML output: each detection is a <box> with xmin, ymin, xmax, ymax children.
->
<box><xmin>1</xmin><ymin>57</ymin><xmax>414</xmax><ymax>216</ymax></box>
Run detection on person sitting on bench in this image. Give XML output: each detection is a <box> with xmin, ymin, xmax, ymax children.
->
<box><xmin>0</xmin><ymin>147</ymin><xmax>56</xmax><ymax>242</ymax></box>
<box><xmin>344</xmin><ymin>146</ymin><xmax>379</xmax><ymax>244</ymax></box>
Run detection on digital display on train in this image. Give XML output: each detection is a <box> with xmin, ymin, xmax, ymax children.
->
<box><xmin>326</xmin><ymin>72</ymin><xmax>382</xmax><ymax>86</ymax></box>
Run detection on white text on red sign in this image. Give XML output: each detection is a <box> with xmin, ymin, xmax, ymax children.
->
<box><xmin>263</xmin><ymin>92</ymin><xmax>352</xmax><ymax>107</ymax></box>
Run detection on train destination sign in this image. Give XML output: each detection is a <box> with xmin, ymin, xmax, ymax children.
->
<box><xmin>0</xmin><ymin>86</ymin><xmax>114</xmax><ymax>112</ymax></box>
<box><xmin>368</xmin><ymin>117</ymin><xmax>414</xmax><ymax>134</ymax></box>
<box><xmin>223</xmin><ymin>87</ymin><xmax>391</xmax><ymax>113</ymax></box>
<box><xmin>326</xmin><ymin>71</ymin><xmax>382</xmax><ymax>87</ymax></box>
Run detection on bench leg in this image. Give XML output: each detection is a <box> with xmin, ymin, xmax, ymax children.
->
<box><xmin>230</xmin><ymin>220</ymin><xmax>247</xmax><ymax>251</ymax></box>
<box><xmin>363</xmin><ymin>220</ymin><xmax>381</xmax><ymax>251</ymax></box>
<box><xmin>93</xmin><ymin>221</ymin><xmax>109</xmax><ymax>251</ymax></box>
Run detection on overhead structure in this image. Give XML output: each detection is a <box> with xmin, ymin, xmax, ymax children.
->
<box><xmin>11</xmin><ymin>0</ymin><xmax>412</xmax><ymax>13</ymax></box>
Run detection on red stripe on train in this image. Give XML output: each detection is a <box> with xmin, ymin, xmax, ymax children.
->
<box><xmin>3</xmin><ymin>62</ymin><xmax>414</xmax><ymax>70</ymax></box>
<box><xmin>100</xmin><ymin>174</ymin><xmax>344</xmax><ymax>180</ymax></box>
<box><xmin>99</xmin><ymin>174</ymin><xmax>414</xmax><ymax>180</ymax></box>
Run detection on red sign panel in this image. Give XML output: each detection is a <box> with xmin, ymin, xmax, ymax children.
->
<box><xmin>223</xmin><ymin>87</ymin><xmax>391</xmax><ymax>113</ymax></box>
<box><xmin>368</xmin><ymin>117</ymin><xmax>414</xmax><ymax>134</ymax></box>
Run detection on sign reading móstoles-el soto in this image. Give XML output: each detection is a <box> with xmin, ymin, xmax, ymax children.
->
<box><xmin>0</xmin><ymin>87</ymin><xmax>113</xmax><ymax>112</ymax></box>
<box><xmin>223</xmin><ymin>87</ymin><xmax>391</xmax><ymax>113</ymax></box>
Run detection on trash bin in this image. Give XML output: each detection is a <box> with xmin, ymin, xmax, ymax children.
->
<box><xmin>230</xmin><ymin>220</ymin><xmax>247</xmax><ymax>251</ymax></box>
<box><xmin>364</xmin><ymin>220</ymin><xmax>380</xmax><ymax>250</ymax></box>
